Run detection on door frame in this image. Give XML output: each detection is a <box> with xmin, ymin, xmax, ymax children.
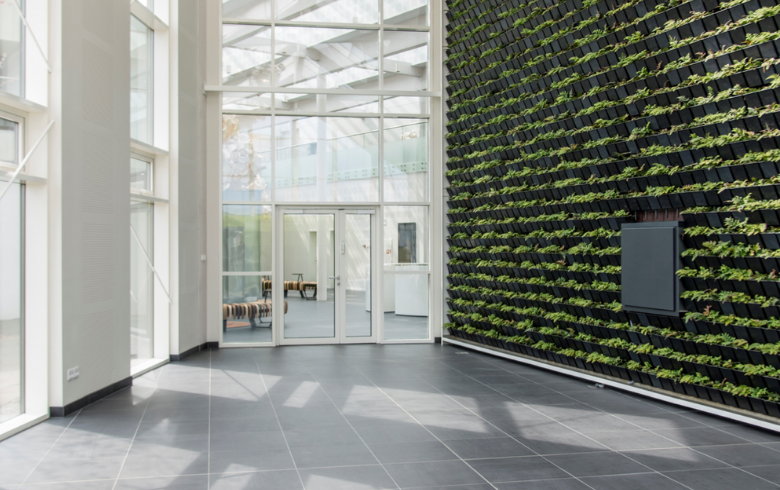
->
<box><xmin>275</xmin><ymin>206</ymin><xmax>379</xmax><ymax>345</ymax></box>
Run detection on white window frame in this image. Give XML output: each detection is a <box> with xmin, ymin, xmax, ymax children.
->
<box><xmin>209</xmin><ymin>0</ymin><xmax>443</xmax><ymax>347</ymax></box>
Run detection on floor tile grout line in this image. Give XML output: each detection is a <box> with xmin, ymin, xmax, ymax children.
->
<box><xmin>432</xmin><ymin>353</ymin><xmax>699</xmax><ymax>490</ymax></box>
<box><xmin>308</xmin><ymin>370</ymin><xmax>404</xmax><ymax>490</ymax></box>
<box><xmin>409</xmin><ymin>373</ymin><xmax>601</xmax><ymax>490</ymax></box>
<box><xmin>108</xmin><ymin>364</ymin><xmax>160</xmax><ymax>490</ymax></box>
<box><xmin>250</xmin><ymin>348</ymin><xmax>307</xmax><ymax>490</ymax></box>
<box><xmin>334</xmin><ymin>353</ymin><xmax>502</xmax><ymax>490</ymax></box>
<box><xmin>18</xmin><ymin>408</ymin><xmax>82</xmax><ymax>486</ymax></box>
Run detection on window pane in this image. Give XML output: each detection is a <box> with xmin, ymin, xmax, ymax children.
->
<box><xmin>384</xmin><ymin>119</ymin><xmax>428</xmax><ymax>202</ymax></box>
<box><xmin>223</xmin><ymin>0</ymin><xmax>272</xmax><ymax>20</ymax></box>
<box><xmin>222</xmin><ymin>25</ymin><xmax>272</xmax><ymax>88</ymax></box>
<box><xmin>131</xmin><ymin>16</ymin><xmax>153</xmax><ymax>144</ymax></box>
<box><xmin>383</xmin><ymin>31</ymin><xmax>427</xmax><ymax>91</ymax></box>
<box><xmin>222</xmin><ymin>275</ymin><xmax>273</xmax><ymax>343</ymax></box>
<box><xmin>384</xmin><ymin>274</ymin><xmax>428</xmax><ymax>340</ymax></box>
<box><xmin>130</xmin><ymin>157</ymin><xmax>152</xmax><ymax>192</ymax></box>
<box><xmin>275</xmin><ymin>116</ymin><xmax>379</xmax><ymax>202</ymax></box>
<box><xmin>0</xmin><ymin>117</ymin><xmax>19</xmax><ymax>166</ymax></box>
<box><xmin>384</xmin><ymin>96</ymin><xmax>429</xmax><ymax>114</ymax></box>
<box><xmin>384</xmin><ymin>206</ymin><xmax>428</xmax><ymax>271</ymax></box>
<box><xmin>131</xmin><ymin>201</ymin><xmax>154</xmax><ymax>365</ymax></box>
<box><xmin>275</xmin><ymin>27</ymin><xmax>379</xmax><ymax>91</ymax></box>
<box><xmin>277</xmin><ymin>93</ymin><xmax>379</xmax><ymax>114</ymax></box>
<box><xmin>0</xmin><ymin>183</ymin><xmax>22</xmax><ymax>423</ymax></box>
<box><xmin>223</xmin><ymin>92</ymin><xmax>274</xmax><ymax>112</ymax></box>
<box><xmin>384</xmin><ymin>0</ymin><xmax>428</xmax><ymax>26</ymax></box>
<box><xmin>223</xmin><ymin>114</ymin><xmax>272</xmax><ymax>201</ymax></box>
<box><xmin>277</xmin><ymin>0</ymin><xmax>378</xmax><ymax>24</ymax></box>
<box><xmin>223</xmin><ymin>205</ymin><xmax>272</xmax><ymax>272</ymax></box>
<box><xmin>0</xmin><ymin>0</ymin><xmax>24</xmax><ymax>97</ymax></box>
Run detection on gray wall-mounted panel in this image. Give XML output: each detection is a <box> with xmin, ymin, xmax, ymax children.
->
<box><xmin>622</xmin><ymin>222</ymin><xmax>682</xmax><ymax>316</ymax></box>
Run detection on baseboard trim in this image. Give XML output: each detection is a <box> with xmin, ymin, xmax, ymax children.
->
<box><xmin>170</xmin><ymin>342</ymin><xmax>218</xmax><ymax>362</ymax></box>
<box><xmin>443</xmin><ymin>336</ymin><xmax>780</xmax><ymax>434</ymax></box>
<box><xmin>50</xmin><ymin>376</ymin><xmax>133</xmax><ymax>417</ymax></box>
<box><xmin>434</xmin><ymin>336</ymin><xmax>442</xmax><ymax>344</ymax></box>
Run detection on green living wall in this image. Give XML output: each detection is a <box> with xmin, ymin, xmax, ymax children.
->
<box><xmin>444</xmin><ymin>0</ymin><xmax>780</xmax><ymax>418</ymax></box>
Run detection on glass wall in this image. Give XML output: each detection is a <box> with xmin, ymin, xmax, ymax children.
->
<box><xmin>130</xmin><ymin>201</ymin><xmax>154</xmax><ymax>366</ymax></box>
<box><xmin>0</xmin><ymin>117</ymin><xmax>19</xmax><ymax>167</ymax></box>
<box><xmin>130</xmin><ymin>15</ymin><xmax>153</xmax><ymax>144</ymax></box>
<box><xmin>0</xmin><ymin>182</ymin><xmax>23</xmax><ymax>424</ymax></box>
<box><xmin>0</xmin><ymin>0</ymin><xmax>24</xmax><ymax>97</ymax></box>
<box><xmin>220</xmin><ymin>0</ymin><xmax>433</xmax><ymax>343</ymax></box>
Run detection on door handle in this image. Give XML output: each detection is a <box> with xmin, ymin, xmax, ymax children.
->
<box><xmin>329</xmin><ymin>275</ymin><xmax>341</xmax><ymax>285</ymax></box>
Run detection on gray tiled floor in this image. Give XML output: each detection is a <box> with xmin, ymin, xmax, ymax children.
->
<box><xmin>2</xmin><ymin>344</ymin><xmax>780</xmax><ymax>489</ymax></box>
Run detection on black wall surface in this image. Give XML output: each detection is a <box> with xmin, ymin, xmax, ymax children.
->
<box><xmin>444</xmin><ymin>0</ymin><xmax>780</xmax><ymax>418</ymax></box>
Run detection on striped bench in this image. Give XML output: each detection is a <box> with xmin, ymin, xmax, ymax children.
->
<box><xmin>222</xmin><ymin>300</ymin><xmax>288</xmax><ymax>331</ymax></box>
<box><xmin>261</xmin><ymin>279</ymin><xmax>317</xmax><ymax>299</ymax></box>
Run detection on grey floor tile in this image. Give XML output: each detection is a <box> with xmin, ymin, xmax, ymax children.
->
<box><xmin>367</xmin><ymin>440</ymin><xmax>457</xmax><ymax>464</ymax></box>
<box><xmin>466</xmin><ymin>456</ymin><xmax>569</xmax><ymax>483</ymax></box>
<box><xmin>384</xmin><ymin>460</ymin><xmax>486</xmax><ymax>488</ymax></box>
<box><xmin>353</xmin><ymin>424</ymin><xmax>436</xmax><ymax>445</ymax></box>
<box><xmin>135</xmin><ymin>420</ymin><xmax>210</xmax><ymax>439</ymax></box>
<box><xmin>25</xmin><ymin>455</ymin><xmax>125</xmax><ymax>484</ymax></box>
<box><xmin>290</xmin><ymin>443</ymin><xmax>377</xmax><ymax>469</ymax></box>
<box><xmin>120</xmin><ymin>435</ymin><xmax>208</xmax><ymax>478</ymax></box>
<box><xmin>299</xmin><ymin>465</ymin><xmax>396</xmax><ymax>490</ymax></box>
<box><xmin>496</xmin><ymin>479</ymin><xmax>592</xmax><ymax>490</ymax></box>
<box><xmin>580</xmin><ymin>473</ymin><xmax>689</xmax><ymax>490</ymax></box>
<box><xmin>115</xmin><ymin>475</ymin><xmax>208</xmax><ymax>489</ymax></box>
<box><xmin>209</xmin><ymin>470</ymin><xmax>303</xmax><ymax>490</ymax></box>
<box><xmin>621</xmin><ymin>447</ymin><xmax>729</xmax><ymax>472</ymax></box>
<box><xmin>21</xmin><ymin>481</ymin><xmax>116</xmax><ymax>490</ymax></box>
<box><xmin>446</xmin><ymin>437</ymin><xmax>535</xmax><ymax>459</ymax></box>
<box><xmin>210</xmin><ymin>431</ymin><xmax>287</xmax><ymax>453</ymax></box>
<box><xmin>743</xmin><ymin>464</ymin><xmax>780</xmax><ymax>481</ymax></box>
<box><xmin>695</xmin><ymin>443</ymin><xmax>780</xmax><ymax>467</ymax></box>
<box><xmin>0</xmin><ymin>458</ymin><xmax>42</xmax><ymax>485</ymax></box>
<box><xmin>512</xmin><ymin>428</ymin><xmax>608</xmax><ymax>455</ymax></box>
<box><xmin>545</xmin><ymin>451</ymin><xmax>650</xmax><ymax>477</ymax></box>
<box><xmin>715</xmin><ymin>425</ymin><xmax>780</xmax><ymax>444</ymax></box>
<box><xmin>209</xmin><ymin>415</ymin><xmax>281</xmax><ymax>434</ymax></box>
<box><xmin>209</xmin><ymin>447</ymin><xmax>296</xmax><ymax>473</ymax></box>
<box><xmin>283</xmin><ymin>427</ymin><xmax>364</xmax><ymax>448</ymax></box>
<box><xmin>663</xmin><ymin>468</ymin><xmax>780</xmax><ymax>490</ymax></box>
<box><xmin>650</xmin><ymin>427</ymin><xmax>753</xmax><ymax>447</ymax></box>
<box><xmin>585</xmin><ymin>429</ymin><xmax>682</xmax><ymax>451</ymax></box>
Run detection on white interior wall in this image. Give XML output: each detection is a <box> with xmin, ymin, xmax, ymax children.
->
<box><xmin>50</xmin><ymin>0</ymin><xmax>131</xmax><ymax>406</ymax></box>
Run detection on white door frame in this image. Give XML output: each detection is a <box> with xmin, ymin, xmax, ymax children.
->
<box><xmin>275</xmin><ymin>206</ymin><xmax>378</xmax><ymax>345</ymax></box>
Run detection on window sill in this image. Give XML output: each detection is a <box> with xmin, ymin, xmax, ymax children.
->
<box><xmin>131</xmin><ymin>358</ymin><xmax>168</xmax><ymax>378</ymax></box>
<box><xmin>0</xmin><ymin>413</ymin><xmax>49</xmax><ymax>443</ymax></box>
<box><xmin>131</xmin><ymin>138</ymin><xmax>169</xmax><ymax>158</ymax></box>
<box><xmin>131</xmin><ymin>191</ymin><xmax>168</xmax><ymax>204</ymax></box>
<box><xmin>0</xmin><ymin>91</ymin><xmax>47</xmax><ymax>113</ymax></box>
<box><xmin>0</xmin><ymin>164</ymin><xmax>47</xmax><ymax>185</ymax></box>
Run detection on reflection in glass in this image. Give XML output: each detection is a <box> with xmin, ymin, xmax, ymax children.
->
<box><xmin>345</xmin><ymin>214</ymin><xmax>371</xmax><ymax>337</ymax></box>
<box><xmin>131</xmin><ymin>16</ymin><xmax>153</xmax><ymax>144</ymax></box>
<box><xmin>222</xmin><ymin>275</ymin><xmax>274</xmax><ymax>343</ymax></box>
<box><xmin>222</xmin><ymin>115</ymin><xmax>272</xmax><ymax>201</ymax></box>
<box><xmin>384</xmin><ymin>274</ymin><xmax>428</xmax><ymax>340</ymax></box>
<box><xmin>383</xmin><ymin>31</ymin><xmax>428</xmax><ymax>92</ymax></box>
<box><xmin>384</xmin><ymin>119</ymin><xmax>428</xmax><ymax>202</ymax></box>
<box><xmin>223</xmin><ymin>0</ymin><xmax>272</xmax><ymax>20</ymax></box>
<box><xmin>384</xmin><ymin>206</ymin><xmax>428</xmax><ymax>270</ymax></box>
<box><xmin>222</xmin><ymin>205</ymin><xmax>273</xmax><ymax>272</ymax></box>
<box><xmin>0</xmin><ymin>183</ymin><xmax>22</xmax><ymax>423</ymax></box>
<box><xmin>277</xmin><ymin>0</ymin><xmax>378</xmax><ymax>24</ymax></box>
<box><xmin>0</xmin><ymin>0</ymin><xmax>24</xmax><ymax>97</ymax></box>
<box><xmin>275</xmin><ymin>27</ymin><xmax>379</xmax><ymax>91</ymax></box>
<box><xmin>131</xmin><ymin>201</ymin><xmax>154</xmax><ymax>367</ymax></box>
<box><xmin>130</xmin><ymin>157</ymin><xmax>152</xmax><ymax>192</ymax></box>
<box><xmin>283</xmin><ymin>214</ymin><xmax>335</xmax><ymax>338</ymax></box>
<box><xmin>384</xmin><ymin>97</ymin><xmax>429</xmax><ymax>114</ymax></box>
<box><xmin>0</xmin><ymin>117</ymin><xmax>19</xmax><ymax>167</ymax></box>
<box><xmin>222</xmin><ymin>25</ymin><xmax>272</xmax><ymax>87</ymax></box>
<box><xmin>275</xmin><ymin>116</ymin><xmax>379</xmax><ymax>202</ymax></box>
<box><xmin>222</xmin><ymin>92</ymin><xmax>274</xmax><ymax>112</ymax></box>
<box><xmin>384</xmin><ymin>0</ymin><xmax>428</xmax><ymax>26</ymax></box>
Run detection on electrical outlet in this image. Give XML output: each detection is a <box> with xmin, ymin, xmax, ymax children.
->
<box><xmin>66</xmin><ymin>367</ymin><xmax>79</xmax><ymax>381</ymax></box>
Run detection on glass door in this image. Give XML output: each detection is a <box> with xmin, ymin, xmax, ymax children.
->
<box><xmin>279</xmin><ymin>209</ymin><xmax>376</xmax><ymax>344</ymax></box>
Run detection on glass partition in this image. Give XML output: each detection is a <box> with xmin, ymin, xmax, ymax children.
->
<box><xmin>0</xmin><ymin>117</ymin><xmax>19</xmax><ymax>167</ymax></box>
<box><xmin>222</xmin><ymin>25</ymin><xmax>273</xmax><ymax>88</ymax></box>
<box><xmin>222</xmin><ymin>205</ymin><xmax>273</xmax><ymax>272</ymax></box>
<box><xmin>277</xmin><ymin>0</ymin><xmax>379</xmax><ymax>24</ymax></box>
<box><xmin>0</xmin><ymin>0</ymin><xmax>24</xmax><ymax>97</ymax></box>
<box><xmin>131</xmin><ymin>15</ymin><xmax>153</xmax><ymax>144</ymax></box>
<box><xmin>222</xmin><ymin>115</ymin><xmax>272</xmax><ymax>202</ymax></box>
<box><xmin>384</xmin><ymin>119</ymin><xmax>428</xmax><ymax>202</ymax></box>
